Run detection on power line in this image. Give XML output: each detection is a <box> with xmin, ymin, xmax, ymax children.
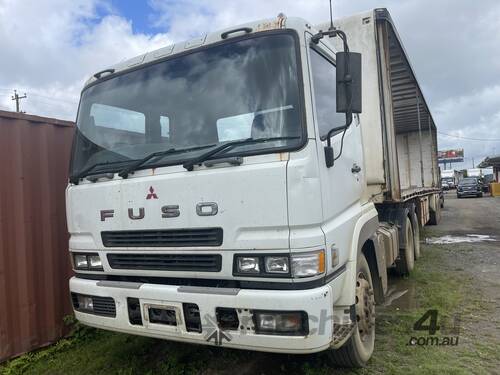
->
<box><xmin>27</xmin><ymin>97</ymin><xmax>75</xmax><ymax>108</ymax></box>
<box><xmin>29</xmin><ymin>92</ymin><xmax>78</xmax><ymax>105</ymax></box>
<box><xmin>0</xmin><ymin>87</ymin><xmax>78</xmax><ymax>105</ymax></box>
<box><xmin>437</xmin><ymin>131</ymin><xmax>500</xmax><ymax>142</ymax></box>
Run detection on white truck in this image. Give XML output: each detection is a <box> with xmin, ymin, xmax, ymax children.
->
<box><xmin>441</xmin><ymin>169</ymin><xmax>462</xmax><ymax>189</ymax></box>
<box><xmin>67</xmin><ymin>8</ymin><xmax>441</xmax><ymax>367</ymax></box>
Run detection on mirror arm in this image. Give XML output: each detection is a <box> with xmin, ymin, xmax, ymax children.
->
<box><xmin>320</xmin><ymin>113</ymin><xmax>354</xmax><ymax>146</ymax></box>
<box><xmin>311</xmin><ymin>28</ymin><xmax>349</xmax><ymax>53</ymax></box>
<box><xmin>320</xmin><ymin>124</ymin><xmax>347</xmax><ymax>145</ymax></box>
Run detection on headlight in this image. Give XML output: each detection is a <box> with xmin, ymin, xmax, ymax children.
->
<box><xmin>291</xmin><ymin>250</ymin><xmax>325</xmax><ymax>278</ymax></box>
<box><xmin>73</xmin><ymin>253</ymin><xmax>103</xmax><ymax>271</ymax></box>
<box><xmin>254</xmin><ymin>311</ymin><xmax>308</xmax><ymax>335</ymax></box>
<box><xmin>77</xmin><ymin>294</ymin><xmax>94</xmax><ymax>311</ymax></box>
<box><xmin>265</xmin><ymin>256</ymin><xmax>289</xmax><ymax>273</ymax></box>
<box><xmin>88</xmin><ymin>255</ymin><xmax>103</xmax><ymax>270</ymax></box>
<box><xmin>236</xmin><ymin>256</ymin><xmax>260</xmax><ymax>273</ymax></box>
<box><xmin>74</xmin><ymin>254</ymin><xmax>89</xmax><ymax>269</ymax></box>
<box><xmin>234</xmin><ymin>254</ymin><xmax>290</xmax><ymax>276</ymax></box>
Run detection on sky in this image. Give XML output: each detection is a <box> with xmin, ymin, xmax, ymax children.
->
<box><xmin>0</xmin><ymin>0</ymin><xmax>499</xmax><ymax>169</ymax></box>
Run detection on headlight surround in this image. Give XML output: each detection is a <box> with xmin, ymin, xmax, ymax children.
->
<box><xmin>233</xmin><ymin>251</ymin><xmax>324</xmax><ymax>278</ymax></box>
<box><xmin>72</xmin><ymin>253</ymin><xmax>103</xmax><ymax>271</ymax></box>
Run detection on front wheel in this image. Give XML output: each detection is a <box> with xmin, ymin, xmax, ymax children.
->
<box><xmin>326</xmin><ymin>253</ymin><xmax>375</xmax><ymax>367</ymax></box>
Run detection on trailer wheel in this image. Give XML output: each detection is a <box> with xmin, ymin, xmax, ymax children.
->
<box><xmin>327</xmin><ymin>253</ymin><xmax>375</xmax><ymax>368</ymax></box>
<box><xmin>395</xmin><ymin>217</ymin><xmax>415</xmax><ymax>275</ymax></box>
<box><xmin>428</xmin><ymin>202</ymin><xmax>441</xmax><ymax>225</ymax></box>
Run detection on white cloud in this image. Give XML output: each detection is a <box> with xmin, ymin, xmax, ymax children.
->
<box><xmin>0</xmin><ymin>0</ymin><xmax>499</xmax><ymax>166</ymax></box>
<box><xmin>0</xmin><ymin>0</ymin><xmax>170</xmax><ymax>120</ymax></box>
<box><xmin>434</xmin><ymin>85</ymin><xmax>500</xmax><ymax>167</ymax></box>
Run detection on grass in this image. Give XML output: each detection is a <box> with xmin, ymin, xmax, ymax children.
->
<box><xmin>1</xmin><ymin>240</ymin><xmax>498</xmax><ymax>374</ymax></box>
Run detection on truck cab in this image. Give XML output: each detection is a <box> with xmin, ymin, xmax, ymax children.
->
<box><xmin>67</xmin><ymin>9</ymin><xmax>440</xmax><ymax>367</ymax></box>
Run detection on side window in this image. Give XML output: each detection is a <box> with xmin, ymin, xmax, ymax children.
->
<box><xmin>310</xmin><ymin>48</ymin><xmax>346</xmax><ymax>138</ymax></box>
<box><xmin>90</xmin><ymin>103</ymin><xmax>145</xmax><ymax>134</ymax></box>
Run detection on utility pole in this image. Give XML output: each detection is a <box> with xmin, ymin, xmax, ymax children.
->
<box><xmin>11</xmin><ymin>90</ymin><xmax>27</xmax><ymax>113</ymax></box>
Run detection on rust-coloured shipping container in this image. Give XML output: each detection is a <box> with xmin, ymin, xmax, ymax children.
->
<box><xmin>0</xmin><ymin>110</ymin><xmax>75</xmax><ymax>363</ymax></box>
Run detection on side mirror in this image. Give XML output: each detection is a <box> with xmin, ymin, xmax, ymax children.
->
<box><xmin>336</xmin><ymin>52</ymin><xmax>362</xmax><ymax>114</ymax></box>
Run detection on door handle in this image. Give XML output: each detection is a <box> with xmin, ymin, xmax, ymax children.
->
<box><xmin>351</xmin><ymin>164</ymin><xmax>361</xmax><ymax>174</ymax></box>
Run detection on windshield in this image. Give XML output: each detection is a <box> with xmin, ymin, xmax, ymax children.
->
<box><xmin>461</xmin><ymin>178</ymin><xmax>477</xmax><ymax>185</ymax></box>
<box><xmin>70</xmin><ymin>32</ymin><xmax>303</xmax><ymax>178</ymax></box>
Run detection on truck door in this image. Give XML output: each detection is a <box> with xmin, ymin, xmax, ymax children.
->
<box><xmin>307</xmin><ymin>39</ymin><xmax>364</xmax><ymax>265</ymax></box>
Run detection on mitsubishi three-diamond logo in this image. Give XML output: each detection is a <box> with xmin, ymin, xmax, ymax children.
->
<box><xmin>146</xmin><ymin>186</ymin><xmax>158</xmax><ymax>200</ymax></box>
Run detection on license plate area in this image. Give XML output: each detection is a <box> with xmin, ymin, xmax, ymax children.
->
<box><xmin>149</xmin><ymin>306</ymin><xmax>177</xmax><ymax>326</ymax></box>
<box><xmin>142</xmin><ymin>301</ymin><xmax>183</xmax><ymax>332</ymax></box>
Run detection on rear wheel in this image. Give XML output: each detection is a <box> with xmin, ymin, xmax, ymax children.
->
<box><xmin>327</xmin><ymin>253</ymin><xmax>375</xmax><ymax>367</ymax></box>
<box><xmin>411</xmin><ymin>212</ymin><xmax>421</xmax><ymax>260</ymax></box>
<box><xmin>428</xmin><ymin>198</ymin><xmax>441</xmax><ymax>225</ymax></box>
<box><xmin>395</xmin><ymin>217</ymin><xmax>415</xmax><ymax>275</ymax></box>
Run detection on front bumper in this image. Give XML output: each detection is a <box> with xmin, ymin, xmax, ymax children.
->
<box><xmin>70</xmin><ymin>276</ymin><xmax>337</xmax><ymax>354</ymax></box>
<box><xmin>457</xmin><ymin>189</ymin><xmax>480</xmax><ymax>196</ymax></box>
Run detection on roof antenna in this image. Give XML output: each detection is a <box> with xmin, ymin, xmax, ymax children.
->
<box><xmin>328</xmin><ymin>0</ymin><xmax>335</xmax><ymax>31</ymax></box>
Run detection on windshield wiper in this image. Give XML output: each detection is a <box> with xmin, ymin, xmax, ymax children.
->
<box><xmin>118</xmin><ymin>144</ymin><xmax>216</xmax><ymax>178</ymax></box>
<box><xmin>70</xmin><ymin>160</ymin><xmax>129</xmax><ymax>184</ymax></box>
<box><xmin>182</xmin><ymin>136</ymin><xmax>300</xmax><ymax>171</ymax></box>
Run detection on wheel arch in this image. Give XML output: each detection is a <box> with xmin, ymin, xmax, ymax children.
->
<box><xmin>349</xmin><ymin>207</ymin><xmax>388</xmax><ymax>304</ymax></box>
<box><xmin>360</xmin><ymin>238</ymin><xmax>386</xmax><ymax>304</ymax></box>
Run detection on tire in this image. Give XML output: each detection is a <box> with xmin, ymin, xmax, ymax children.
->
<box><xmin>428</xmin><ymin>199</ymin><xmax>441</xmax><ymax>225</ymax></box>
<box><xmin>478</xmin><ymin>193</ymin><xmax>483</xmax><ymax>198</ymax></box>
<box><xmin>395</xmin><ymin>217</ymin><xmax>415</xmax><ymax>275</ymax></box>
<box><xmin>326</xmin><ymin>253</ymin><xmax>375</xmax><ymax>367</ymax></box>
<box><xmin>412</xmin><ymin>212</ymin><xmax>421</xmax><ymax>260</ymax></box>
